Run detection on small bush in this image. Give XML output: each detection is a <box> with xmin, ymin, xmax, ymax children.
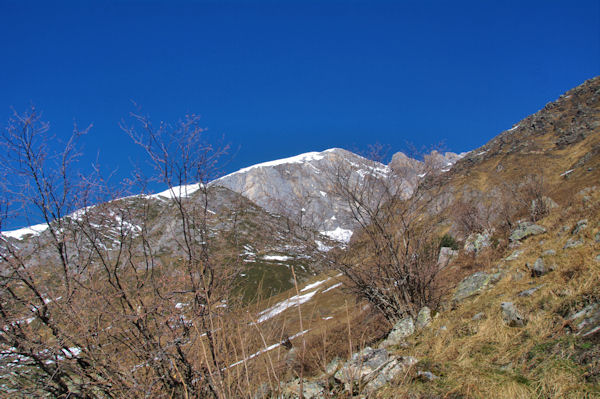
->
<box><xmin>439</xmin><ymin>233</ymin><xmax>459</xmax><ymax>250</ymax></box>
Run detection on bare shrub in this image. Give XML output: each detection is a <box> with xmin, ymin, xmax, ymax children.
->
<box><xmin>324</xmin><ymin>149</ymin><xmax>448</xmax><ymax>323</ymax></box>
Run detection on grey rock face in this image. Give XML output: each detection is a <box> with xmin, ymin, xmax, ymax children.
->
<box><xmin>453</xmin><ymin>272</ymin><xmax>495</xmax><ymax>302</ymax></box>
<box><xmin>212</xmin><ymin>148</ymin><xmax>393</xmax><ymax>236</ymax></box>
<box><xmin>501</xmin><ymin>302</ymin><xmax>527</xmax><ymax>327</ymax></box>
<box><xmin>509</xmin><ymin>222</ymin><xmax>547</xmax><ymax>242</ymax></box>
<box><xmin>379</xmin><ymin>317</ymin><xmax>415</xmax><ymax>348</ymax></box>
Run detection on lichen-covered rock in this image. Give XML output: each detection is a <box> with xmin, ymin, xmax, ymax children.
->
<box><xmin>379</xmin><ymin>317</ymin><xmax>415</xmax><ymax>348</ymax></box>
<box><xmin>509</xmin><ymin>222</ymin><xmax>546</xmax><ymax>242</ymax></box>
<box><xmin>282</xmin><ymin>379</ymin><xmax>325</xmax><ymax>399</ymax></box>
<box><xmin>453</xmin><ymin>272</ymin><xmax>494</xmax><ymax>302</ymax></box>
<box><xmin>362</xmin><ymin>356</ymin><xmax>417</xmax><ymax>393</ymax></box>
<box><xmin>415</xmin><ymin>307</ymin><xmax>432</xmax><ymax>330</ymax></box>
<box><xmin>501</xmin><ymin>302</ymin><xmax>527</xmax><ymax>327</ymax></box>
<box><xmin>334</xmin><ymin>347</ymin><xmax>390</xmax><ymax>383</ymax></box>
<box><xmin>464</xmin><ymin>230</ymin><xmax>492</xmax><ymax>253</ymax></box>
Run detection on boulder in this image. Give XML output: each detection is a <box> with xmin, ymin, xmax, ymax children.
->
<box><xmin>530</xmin><ymin>258</ymin><xmax>547</xmax><ymax>277</ymax></box>
<box><xmin>571</xmin><ymin>219</ymin><xmax>588</xmax><ymax>235</ymax></box>
<box><xmin>596</xmin><ymin>254</ymin><xmax>600</xmax><ymax>262</ymax></box>
<box><xmin>509</xmin><ymin>222</ymin><xmax>546</xmax><ymax>242</ymax></box>
<box><xmin>564</xmin><ymin>238</ymin><xmax>583</xmax><ymax>249</ymax></box>
<box><xmin>416</xmin><ymin>370</ymin><xmax>438</xmax><ymax>381</ymax></box>
<box><xmin>518</xmin><ymin>284</ymin><xmax>545</xmax><ymax>297</ymax></box>
<box><xmin>453</xmin><ymin>272</ymin><xmax>496</xmax><ymax>302</ymax></box>
<box><xmin>438</xmin><ymin>247</ymin><xmax>458</xmax><ymax>266</ymax></box>
<box><xmin>541</xmin><ymin>249</ymin><xmax>556</xmax><ymax>257</ymax></box>
<box><xmin>415</xmin><ymin>307</ymin><xmax>432</xmax><ymax>330</ymax></box>
<box><xmin>505</xmin><ymin>250</ymin><xmax>523</xmax><ymax>261</ymax></box>
<box><xmin>362</xmin><ymin>356</ymin><xmax>418</xmax><ymax>394</ymax></box>
<box><xmin>334</xmin><ymin>347</ymin><xmax>390</xmax><ymax>383</ymax></box>
<box><xmin>282</xmin><ymin>379</ymin><xmax>325</xmax><ymax>399</ymax></box>
<box><xmin>595</xmin><ymin>232</ymin><xmax>600</xmax><ymax>243</ymax></box>
<box><xmin>464</xmin><ymin>230</ymin><xmax>492</xmax><ymax>253</ymax></box>
<box><xmin>501</xmin><ymin>302</ymin><xmax>527</xmax><ymax>327</ymax></box>
<box><xmin>325</xmin><ymin>357</ymin><xmax>343</xmax><ymax>375</ymax></box>
<box><xmin>379</xmin><ymin>317</ymin><xmax>415</xmax><ymax>348</ymax></box>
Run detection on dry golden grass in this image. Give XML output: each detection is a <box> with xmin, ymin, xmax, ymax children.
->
<box><xmin>371</xmin><ymin>188</ymin><xmax>600</xmax><ymax>399</ymax></box>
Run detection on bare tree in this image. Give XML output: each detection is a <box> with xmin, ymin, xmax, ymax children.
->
<box><xmin>323</xmin><ymin>150</ymin><xmax>447</xmax><ymax>323</ymax></box>
<box><xmin>0</xmin><ymin>108</ymin><xmax>247</xmax><ymax>398</ymax></box>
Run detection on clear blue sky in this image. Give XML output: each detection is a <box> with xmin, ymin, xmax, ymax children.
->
<box><xmin>1</xmin><ymin>0</ymin><xmax>599</xmax><ymax>227</ymax></box>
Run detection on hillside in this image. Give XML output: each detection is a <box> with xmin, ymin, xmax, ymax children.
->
<box><xmin>0</xmin><ymin>76</ymin><xmax>599</xmax><ymax>398</ymax></box>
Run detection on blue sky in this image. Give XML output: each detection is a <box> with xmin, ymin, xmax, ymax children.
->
<box><xmin>1</xmin><ymin>0</ymin><xmax>599</xmax><ymax>228</ymax></box>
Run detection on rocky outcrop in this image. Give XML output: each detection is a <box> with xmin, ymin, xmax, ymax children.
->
<box><xmin>464</xmin><ymin>230</ymin><xmax>492</xmax><ymax>253</ymax></box>
<box><xmin>568</xmin><ymin>303</ymin><xmax>600</xmax><ymax>338</ymax></box>
<box><xmin>453</xmin><ymin>271</ymin><xmax>502</xmax><ymax>302</ymax></box>
<box><xmin>333</xmin><ymin>347</ymin><xmax>417</xmax><ymax>394</ymax></box>
<box><xmin>509</xmin><ymin>222</ymin><xmax>546</xmax><ymax>242</ymax></box>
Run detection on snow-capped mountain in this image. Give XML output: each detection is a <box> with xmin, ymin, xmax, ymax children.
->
<box><xmin>212</xmin><ymin>147</ymin><xmax>464</xmax><ymax>242</ymax></box>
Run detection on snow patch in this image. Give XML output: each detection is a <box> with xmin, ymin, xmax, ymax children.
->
<box><xmin>257</xmin><ymin>291</ymin><xmax>318</xmax><ymax>323</ymax></box>
<box><xmin>262</xmin><ymin>255</ymin><xmax>292</xmax><ymax>261</ymax></box>
<box><xmin>150</xmin><ymin>183</ymin><xmax>202</xmax><ymax>200</ymax></box>
<box><xmin>322</xmin><ymin>282</ymin><xmax>343</xmax><ymax>293</ymax></box>
<box><xmin>1</xmin><ymin>223</ymin><xmax>48</xmax><ymax>240</ymax></box>
<box><xmin>321</xmin><ymin>227</ymin><xmax>353</xmax><ymax>243</ymax></box>
<box><xmin>315</xmin><ymin>240</ymin><xmax>333</xmax><ymax>252</ymax></box>
<box><xmin>227</xmin><ymin>329</ymin><xmax>310</xmax><ymax>368</ymax></box>
<box><xmin>218</xmin><ymin>150</ymin><xmax>336</xmax><ymax>179</ymax></box>
<box><xmin>300</xmin><ymin>277</ymin><xmax>331</xmax><ymax>292</ymax></box>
